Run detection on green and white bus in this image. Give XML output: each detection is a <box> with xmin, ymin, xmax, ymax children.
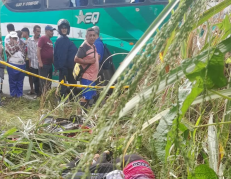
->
<box><xmin>0</xmin><ymin>0</ymin><xmax>168</xmax><ymax>68</ymax></box>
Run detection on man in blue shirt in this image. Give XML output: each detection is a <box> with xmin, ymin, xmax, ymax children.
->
<box><xmin>92</xmin><ymin>26</ymin><xmax>104</xmax><ymax>65</ymax></box>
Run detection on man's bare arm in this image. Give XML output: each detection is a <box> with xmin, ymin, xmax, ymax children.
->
<box><xmin>37</xmin><ymin>47</ymin><xmax>43</xmax><ymax>68</ymax></box>
<box><xmin>74</xmin><ymin>56</ymin><xmax>96</xmax><ymax>64</ymax></box>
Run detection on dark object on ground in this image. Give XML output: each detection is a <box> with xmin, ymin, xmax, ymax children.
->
<box><xmin>42</xmin><ymin>115</ymin><xmax>92</xmax><ymax>136</ymax></box>
<box><xmin>63</xmin><ymin>161</ymin><xmax>114</xmax><ymax>179</ymax></box>
<box><xmin>62</xmin><ymin>151</ymin><xmax>114</xmax><ymax>179</ymax></box>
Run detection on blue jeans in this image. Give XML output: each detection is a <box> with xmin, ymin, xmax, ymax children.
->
<box><xmin>7</xmin><ymin>63</ymin><xmax>25</xmax><ymax>97</ymax></box>
<box><xmin>81</xmin><ymin>78</ymin><xmax>96</xmax><ymax>100</ymax></box>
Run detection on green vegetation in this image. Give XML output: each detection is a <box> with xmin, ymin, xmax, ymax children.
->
<box><xmin>0</xmin><ymin>96</ymin><xmax>40</xmax><ymax>129</ymax></box>
<box><xmin>1</xmin><ymin>0</ymin><xmax>231</xmax><ymax>178</ymax></box>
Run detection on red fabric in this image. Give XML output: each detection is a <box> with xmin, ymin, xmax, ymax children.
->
<box><xmin>38</xmin><ymin>35</ymin><xmax>53</xmax><ymax>65</ymax></box>
<box><xmin>123</xmin><ymin>160</ymin><xmax>155</xmax><ymax>179</ymax></box>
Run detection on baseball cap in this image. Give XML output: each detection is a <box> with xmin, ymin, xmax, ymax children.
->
<box><xmin>123</xmin><ymin>160</ymin><xmax>155</xmax><ymax>179</ymax></box>
<box><xmin>9</xmin><ymin>31</ymin><xmax>18</xmax><ymax>38</ymax></box>
<box><xmin>45</xmin><ymin>25</ymin><xmax>56</xmax><ymax>31</ymax></box>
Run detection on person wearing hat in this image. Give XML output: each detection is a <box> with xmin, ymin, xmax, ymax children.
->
<box><xmin>37</xmin><ymin>25</ymin><xmax>55</xmax><ymax>95</ymax></box>
<box><xmin>54</xmin><ymin>19</ymin><xmax>77</xmax><ymax>99</ymax></box>
<box><xmin>5</xmin><ymin>31</ymin><xmax>26</xmax><ymax>97</ymax></box>
<box><xmin>117</xmin><ymin>154</ymin><xmax>155</xmax><ymax>179</ymax></box>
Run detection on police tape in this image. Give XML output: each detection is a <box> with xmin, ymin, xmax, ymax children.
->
<box><xmin>0</xmin><ymin>61</ymin><xmax>129</xmax><ymax>89</ymax></box>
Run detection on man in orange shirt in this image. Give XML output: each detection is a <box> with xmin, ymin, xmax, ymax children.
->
<box><xmin>74</xmin><ymin>28</ymin><xmax>99</xmax><ymax>108</ymax></box>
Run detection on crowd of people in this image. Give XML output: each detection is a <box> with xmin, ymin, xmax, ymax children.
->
<box><xmin>1</xmin><ymin>19</ymin><xmax>106</xmax><ymax>108</ymax></box>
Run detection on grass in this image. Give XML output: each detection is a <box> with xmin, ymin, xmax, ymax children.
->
<box><xmin>0</xmin><ymin>95</ymin><xmax>40</xmax><ymax>130</ymax></box>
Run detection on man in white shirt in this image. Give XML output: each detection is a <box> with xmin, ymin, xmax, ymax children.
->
<box><xmin>27</xmin><ymin>25</ymin><xmax>41</xmax><ymax>98</ymax></box>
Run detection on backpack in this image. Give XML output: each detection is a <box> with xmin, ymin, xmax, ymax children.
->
<box><xmin>101</xmin><ymin>44</ymin><xmax>114</xmax><ymax>70</ymax></box>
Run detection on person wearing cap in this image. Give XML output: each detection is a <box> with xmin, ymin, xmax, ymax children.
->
<box><xmin>74</xmin><ymin>28</ymin><xmax>99</xmax><ymax>108</ymax></box>
<box><xmin>21</xmin><ymin>27</ymin><xmax>35</xmax><ymax>95</ymax></box>
<box><xmin>27</xmin><ymin>25</ymin><xmax>41</xmax><ymax>99</ymax></box>
<box><xmin>117</xmin><ymin>154</ymin><xmax>156</xmax><ymax>179</ymax></box>
<box><xmin>54</xmin><ymin>19</ymin><xmax>77</xmax><ymax>99</ymax></box>
<box><xmin>5</xmin><ymin>31</ymin><xmax>26</xmax><ymax>97</ymax></box>
<box><xmin>37</xmin><ymin>25</ymin><xmax>55</xmax><ymax>95</ymax></box>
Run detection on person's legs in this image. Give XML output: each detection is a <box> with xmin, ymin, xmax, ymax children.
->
<box><xmin>0</xmin><ymin>68</ymin><xmax>4</xmax><ymax>93</ymax></box>
<box><xmin>32</xmin><ymin>68</ymin><xmax>40</xmax><ymax>96</ymax></box>
<box><xmin>14</xmin><ymin>64</ymin><xmax>25</xmax><ymax>97</ymax></box>
<box><xmin>0</xmin><ymin>77</ymin><xmax>3</xmax><ymax>93</ymax></box>
<box><xmin>26</xmin><ymin>61</ymin><xmax>34</xmax><ymax>94</ymax></box>
<box><xmin>67</xmin><ymin>68</ymin><xmax>76</xmax><ymax>85</ymax></box>
<box><xmin>7</xmin><ymin>66</ymin><xmax>17</xmax><ymax>97</ymax></box>
<box><xmin>48</xmin><ymin>65</ymin><xmax>52</xmax><ymax>89</ymax></box>
<box><xmin>67</xmin><ymin>68</ymin><xmax>76</xmax><ymax>100</ymax></box>
<box><xmin>29</xmin><ymin>75</ymin><xmax>34</xmax><ymax>93</ymax></box>
<box><xmin>80</xmin><ymin>78</ymin><xmax>96</xmax><ymax>108</ymax></box>
<box><xmin>59</xmin><ymin>68</ymin><xmax>68</xmax><ymax>98</ymax></box>
<box><xmin>39</xmin><ymin>65</ymin><xmax>52</xmax><ymax>95</ymax></box>
<box><xmin>16</xmin><ymin>72</ymin><xmax>25</xmax><ymax>97</ymax></box>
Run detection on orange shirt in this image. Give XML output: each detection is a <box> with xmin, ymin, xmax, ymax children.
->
<box><xmin>76</xmin><ymin>40</ymin><xmax>99</xmax><ymax>81</ymax></box>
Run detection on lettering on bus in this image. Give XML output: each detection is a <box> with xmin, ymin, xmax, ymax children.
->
<box><xmin>15</xmin><ymin>1</ymin><xmax>39</xmax><ymax>7</ymax></box>
<box><xmin>76</xmin><ymin>10</ymin><xmax>100</xmax><ymax>25</ymax></box>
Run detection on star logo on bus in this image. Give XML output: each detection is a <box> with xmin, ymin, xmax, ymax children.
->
<box><xmin>78</xmin><ymin>30</ymin><xmax>83</xmax><ymax>38</ymax></box>
<box><xmin>76</xmin><ymin>10</ymin><xmax>85</xmax><ymax>24</ymax></box>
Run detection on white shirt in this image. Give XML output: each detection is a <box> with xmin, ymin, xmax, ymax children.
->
<box><xmin>27</xmin><ymin>36</ymin><xmax>39</xmax><ymax>69</ymax></box>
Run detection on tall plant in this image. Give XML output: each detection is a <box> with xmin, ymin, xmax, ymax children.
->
<box><xmin>77</xmin><ymin>0</ymin><xmax>231</xmax><ymax>178</ymax></box>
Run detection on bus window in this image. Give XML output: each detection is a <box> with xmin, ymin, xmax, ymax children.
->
<box><xmin>92</xmin><ymin>0</ymin><xmax>144</xmax><ymax>5</ymax></box>
<box><xmin>45</xmin><ymin>0</ymin><xmax>70</xmax><ymax>9</ymax></box>
<box><xmin>4</xmin><ymin>0</ymin><xmax>42</xmax><ymax>10</ymax></box>
<box><xmin>45</xmin><ymin>0</ymin><xmax>88</xmax><ymax>8</ymax></box>
<box><xmin>70</xmin><ymin>0</ymin><xmax>88</xmax><ymax>7</ymax></box>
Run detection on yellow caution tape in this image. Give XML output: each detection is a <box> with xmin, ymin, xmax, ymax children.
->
<box><xmin>0</xmin><ymin>61</ymin><xmax>129</xmax><ymax>89</ymax></box>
